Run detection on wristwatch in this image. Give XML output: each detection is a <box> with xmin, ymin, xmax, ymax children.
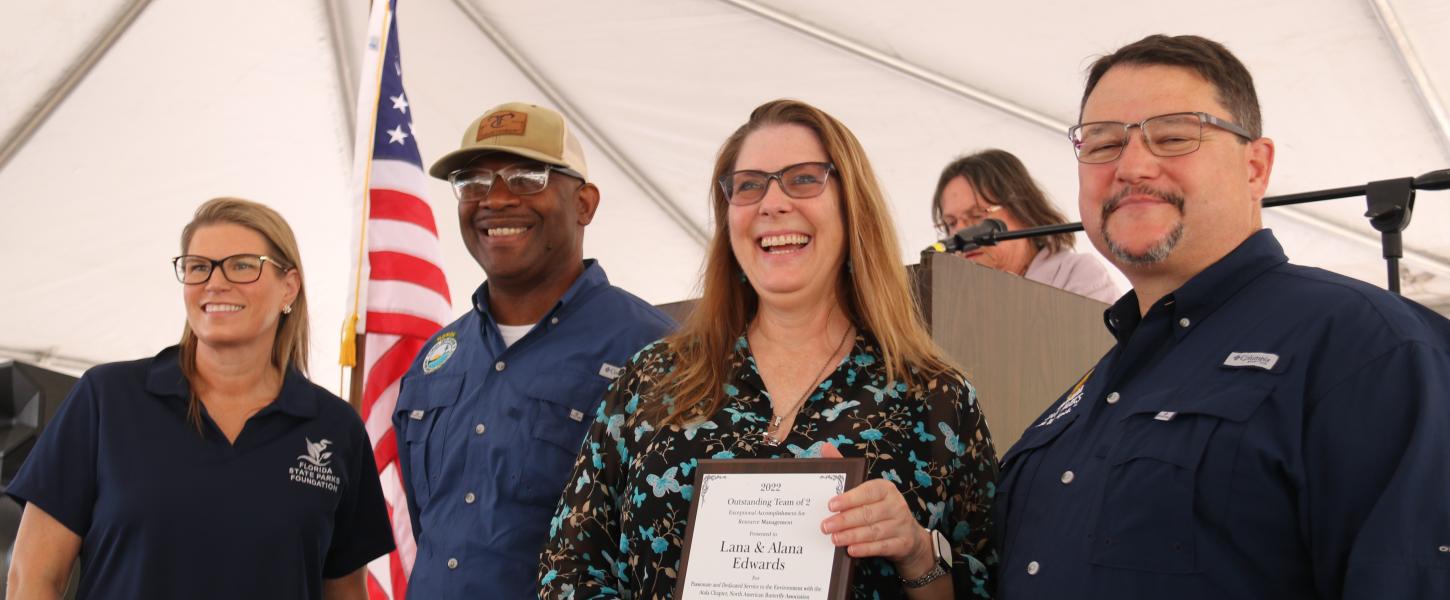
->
<box><xmin>901</xmin><ymin>528</ymin><xmax>952</xmax><ymax>589</ymax></box>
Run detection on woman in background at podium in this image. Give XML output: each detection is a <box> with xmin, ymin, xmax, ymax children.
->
<box><xmin>932</xmin><ymin>149</ymin><xmax>1121</xmax><ymax>303</ymax></box>
<box><xmin>6</xmin><ymin>198</ymin><xmax>394</xmax><ymax>600</ymax></box>
<box><xmin>541</xmin><ymin>100</ymin><xmax>998</xmax><ymax>598</ymax></box>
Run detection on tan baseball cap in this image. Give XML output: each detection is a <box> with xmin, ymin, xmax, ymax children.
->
<box><xmin>428</xmin><ymin>102</ymin><xmax>589</xmax><ymax>180</ymax></box>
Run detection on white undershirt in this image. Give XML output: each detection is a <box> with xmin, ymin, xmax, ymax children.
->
<box><xmin>496</xmin><ymin>323</ymin><xmax>535</xmax><ymax>347</ymax></box>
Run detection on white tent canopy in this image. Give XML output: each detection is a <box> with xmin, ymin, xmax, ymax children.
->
<box><xmin>3</xmin><ymin>0</ymin><xmax>1448</xmax><ymax>390</ymax></box>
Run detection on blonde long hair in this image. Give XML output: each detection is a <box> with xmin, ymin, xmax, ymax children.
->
<box><xmin>178</xmin><ymin>198</ymin><xmax>309</xmax><ymax>424</ymax></box>
<box><xmin>654</xmin><ymin>99</ymin><xmax>954</xmax><ymax>426</ymax></box>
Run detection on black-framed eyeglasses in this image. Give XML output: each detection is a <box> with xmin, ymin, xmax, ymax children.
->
<box><xmin>172</xmin><ymin>254</ymin><xmax>291</xmax><ymax>285</ymax></box>
<box><xmin>718</xmin><ymin>162</ymin><xmax>835</xmax><ymax>206</ymax></box>
<box><xmin>1068</xmin><ymin>111</ymin><xmax>1256</xmax><ymax>164</ymax></box>
<box><xmin>447</xmin><ymin>163</ymin><xmax>585</xmax><ymax>203</ymax></box>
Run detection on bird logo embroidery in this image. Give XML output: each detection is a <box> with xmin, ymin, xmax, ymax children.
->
<box><xmin>298</xmin><ymin>438</ymin><xmax>333</xmax><ymax>467</ymax></box>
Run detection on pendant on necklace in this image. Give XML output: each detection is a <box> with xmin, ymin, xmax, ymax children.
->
<box><xmin>762</xmin><ymin>432</ymin><xmax>781</xmax><ymax>447</ymax></box>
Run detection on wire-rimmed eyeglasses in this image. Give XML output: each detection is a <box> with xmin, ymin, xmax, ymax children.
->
<box><xmin>1068</xmin><ymin>111</ymin><xmax>1256</xmax><ymax>164</ymax></box>
<box><xmin>718</xmin><ymin>162</ymin><xmax>835</xmax><ymax>206</ymax></box>
<box><xmin>173</xmin><ymin>254</ymin><xmax>290</xmax><ymax>285</ymax></box>
<box><xmin>448</xmin><ymin>163</ymin><xmax>585</xmax><ymax>203</ymax></box>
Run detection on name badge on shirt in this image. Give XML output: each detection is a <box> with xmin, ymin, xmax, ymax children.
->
<box><xmin>599</xmin><ymin>363</ymin><xmax>622</xmax><ymax>380</ymax></box>
<box><xmin>1223</xmin><ymin>351</ymin><xmax>1279</xmax><ymax>371</ymax></box>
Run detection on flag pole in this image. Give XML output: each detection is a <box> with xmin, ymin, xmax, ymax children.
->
<box><xmin>342</xmin><ymin>0</ymin><xmax>394</xmax><ymax>407</ymax></box>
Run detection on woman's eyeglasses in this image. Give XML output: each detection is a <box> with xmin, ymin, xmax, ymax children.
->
<box><xmin>719</xmin><ymin>162</ymin><xmax>835</xmax><ymax>206</ymax></box>
<box><xmin>172</xmin><ymin>254</ymin><xmax>290</xmax><ymax>285</ymax></box>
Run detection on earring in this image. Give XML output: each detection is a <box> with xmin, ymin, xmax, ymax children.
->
<box><xmin>282</xmin><ymin>304</ymin><xmax>293</xmax><ymax>315</ymax></box>
<box><xmin>845</xmin><ymin>258</ymin><xmax>853</xmax><ymax>274</ymax></box>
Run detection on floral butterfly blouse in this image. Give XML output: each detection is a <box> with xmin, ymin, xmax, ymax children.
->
<box><xmin>539</xmin><ymin>332</ymin><xmax>998</xmax><ymax>599</ymax></box>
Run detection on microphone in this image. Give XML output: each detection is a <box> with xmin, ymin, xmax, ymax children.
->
<box><xmin>925</xmin><ymin>219</ymin><xmax>1007</xmax><ymax>254</ymax></box>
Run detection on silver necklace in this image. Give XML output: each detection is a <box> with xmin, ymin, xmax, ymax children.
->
<box><xmin>762</xmin><ymin>325</ymin><xmax>853</xmax><ymax>446</ymax></box>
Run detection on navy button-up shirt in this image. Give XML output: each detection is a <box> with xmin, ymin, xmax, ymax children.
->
<box><xmin>395</xmin><ymin>260</ymin><xmax>673</xmax><ymax>598</ymax></box>
<box><xmin>994</xmin><ymin>230</ymin><xmax>1450</xmax><ymax>598</ymax></box>
<box><xmin>5</xmin><ymin>346</ymin><xmax>395</xmax><ymax>599</ymax></box>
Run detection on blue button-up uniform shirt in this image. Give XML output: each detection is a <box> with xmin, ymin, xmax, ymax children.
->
<box><xmin>395</xmin><ymin>260</ymin><xmax>674</xmax><ymax>598</ymax></box>
<box><xmin>994</xmin><ymin>230</ymin><xmax>1450</xmax><ymax>598</ymax></box>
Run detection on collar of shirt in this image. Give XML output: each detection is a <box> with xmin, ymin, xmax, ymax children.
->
<box><xmin>470</xmin><ymin>258</ymin><xmax>608</xmax><ymax>330</ymax></box>
<box><xmin>1104</xmin><ymin>229</ymin><xmax>1288</xmax><ymax>343</ymax></box>
<box><xmin>142</xmin><ymin>345</ymin><xmax>319</xmax><ymax>419</ymax></box>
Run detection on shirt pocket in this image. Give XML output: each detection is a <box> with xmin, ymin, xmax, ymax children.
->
<box><xmin>514</xmin><ymin>372</ymin><xmax>611</xmax><ymax>506</ymax></box>
<box><xmin>1089</xmin><ymin>385</ymin><xmax>1269</xmax><ymax>573</ymax></box>
<box><xmin>996</xmin><ymin>411</ymin><xmax>1079</xmax><ymax>537</ymax></box>
<box><xmin>396</xmin><ymin>374</ymin><xmax>464</xmax><ymax>509</ymax></box>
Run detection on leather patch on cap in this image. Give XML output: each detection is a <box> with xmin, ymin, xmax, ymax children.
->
<box><xmin>476</xmin><ymin>111</ymin><xmax>527</xmax><ymax>140</ymax></box>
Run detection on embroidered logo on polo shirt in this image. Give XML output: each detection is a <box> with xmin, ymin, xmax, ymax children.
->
<box><xmin>423</xmin><ymin>332</ymin><xmax>458</xmax><ymax>374</ymax></box>
<box><xmin>1038</xmin><ymin>368</ymin><xmax>1093</xmax><ymax>428</ymax></box>
<box><xmin>289</xmin><ymin>438</ymin><xmax>340</xmax><ymax>492</ymax></box>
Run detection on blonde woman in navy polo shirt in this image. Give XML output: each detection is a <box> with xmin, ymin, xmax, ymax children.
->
<box><xmin>6</xmin><ymin>198</ymin><xmax>395</xmax><ymax>599</ymax></box>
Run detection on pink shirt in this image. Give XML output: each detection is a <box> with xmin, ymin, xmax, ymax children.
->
<box><xmin>1023</xmin><ymin>248</ymin><xmax>1122</xmax><ymax>304</ymax></box>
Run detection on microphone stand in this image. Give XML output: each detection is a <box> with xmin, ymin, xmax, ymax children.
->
<box><xmin>957</xmin><ymin>168</ymin><xmax>1449</xmax><ymax>295</ymax></box>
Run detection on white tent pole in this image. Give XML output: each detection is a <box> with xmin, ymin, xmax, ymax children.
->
<box><xmin>322</xmin><ymin>0</ymin><xmax>358</xmax><ymax>147</ymax></box>
<box><xmin>1368</xmin><ymin>0</ymin><xmax>1450</xmax><ymax>161</ymax></box>
<box><xmin>450</xmin><ymin>0</ymin><xmax>710</xmax><ymax>246</ymax></box>
<box><xmin>718</xmin><ymin>0</ymin><xmax>1070</xmax><ymax>136</ymax></box>
<box><xmin>0</xmin><ymin>0</ymin><xmax>153</xmax><ymax>174</ymax></box>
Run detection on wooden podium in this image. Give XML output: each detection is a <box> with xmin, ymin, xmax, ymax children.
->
<box><xmin>912</xmin><ymin>252</ymin><xmax>1113</xmax><ymax>452</ymax></box>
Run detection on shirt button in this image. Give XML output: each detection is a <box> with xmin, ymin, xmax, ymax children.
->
<box><xmin>1060</xmin><ymin>470</ymin><xmax>1075</xmax><ymax>485</ymax></box>
<box><xmin>1106</xmin><ymin>392</ymin><xmax>1120</xmax><ymax>405</ymax></box>
<box><xmin>1440</xmin><ymin>545</ymin><xmax>1450</xmax><ymax>553</ymax></box>
<box><xmin>1026</xmin><ymin>561</ymin><xmax>1040</xmax><ymax>575</ymax></box>
<box><xmin>447</xmin><ymin>558</ymin><xmax>458</xmax><ymax>570</ymax></box>
<box><xmin>550</xmin><ymin>317</ymin><xmax>560</xmax><ymax>325</ymax></box>
<box><xmin>495</xmin><ymin>361</ymin><xmax>506</xmax><ymax>372</ymax></box>
<box><xmin>464</xmin><ymin>492</ymin><xmax>476</xmax><ymax>504</ymax></box>
<box><xmin>1179</xmin><ymin>317</ymin><xmax>1191</xmax><ymax>328</ymax></box>
<box><xmin>475</xmin><ymin>423</ymin><xmax>486</xmax><ymax>435</ymax></box>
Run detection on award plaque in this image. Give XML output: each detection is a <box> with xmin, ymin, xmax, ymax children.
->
<box><xmin>674</xmin><ymin>458</ymin><xmax>866</xmax><ymax>599</ymax></box>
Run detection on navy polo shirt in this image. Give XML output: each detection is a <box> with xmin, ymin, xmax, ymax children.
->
<box><xmin>5</xmin><ymin>346</ymin><xmax>395</xmax><ymax>599</ymax></box>
<box><xmin>394</xmin><ymin>259</ymin><xmax>673</xmax><ymax>598</ymax></box>
<box><xmin>994</xmin><ymin>230</ymin><xmax>1450</xmax><ymax>598</ymax></box>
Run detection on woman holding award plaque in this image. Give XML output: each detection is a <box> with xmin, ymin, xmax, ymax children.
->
<box><xmin>540</xmin><ymin>100</ymin><xmax>998</xmax><ymax>599</ymax></box>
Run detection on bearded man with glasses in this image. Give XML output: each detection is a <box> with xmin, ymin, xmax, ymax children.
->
<box><xmin>393</xmin><ymin>102</ymin><xmax>673</xmax><ymax>598</ymax></box>
<box><xmin>992</xmin><ymin>35</ymin><xmax>1450</xmax><ymax>599</ymax></box>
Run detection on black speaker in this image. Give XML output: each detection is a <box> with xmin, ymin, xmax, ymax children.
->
<box><xmin>0</xmin><ymin>360</ymin><xmax>79</xmax><ymax>488</ymax></box>
<box><xmin>0</xmin><ymin>359</ymin><xmax>80</xmax><ymax>596</ymax></box>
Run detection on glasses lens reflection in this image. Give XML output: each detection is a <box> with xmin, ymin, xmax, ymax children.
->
<box><xmin>451</xmin><ymin>165</ymin><xmax>553</xmax><ymax>201</ymax></box>
<box><xmin>724</xmin><ymin>163</ymin><xmax>831</xmax><ymax>205</ymax></box>
<box><xmin>1072</xmin><ymin>113</ymin><xmax>1213</xmax><ymax>164</ymax></box>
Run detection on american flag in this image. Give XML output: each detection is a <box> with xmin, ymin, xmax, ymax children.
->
<box><xmin>344</xmin><ymin>1</ymin><xmax>448</xmax><ymax>598</ymax></box>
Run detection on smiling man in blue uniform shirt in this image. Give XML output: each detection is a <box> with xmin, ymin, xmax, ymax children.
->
<box><xmin>394</xmin><ymin>102</ymin><xmax>673</xmax><ymax>597</ymax></box>
<box><xmin>993</xmin><ymin>35</ymin><xmax>1450</xmax><ymax>598</ymax></box>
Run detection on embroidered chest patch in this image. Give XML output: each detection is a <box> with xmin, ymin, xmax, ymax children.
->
<box><xmin>422</xmin><ymin>333</ymin><xmax>458</xmax><ymax>374</ymax></box>
<box><xmin>1038</xmin><ymin>368</ymin><xmax>1093</xmax><ymax>428</ymax></box>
